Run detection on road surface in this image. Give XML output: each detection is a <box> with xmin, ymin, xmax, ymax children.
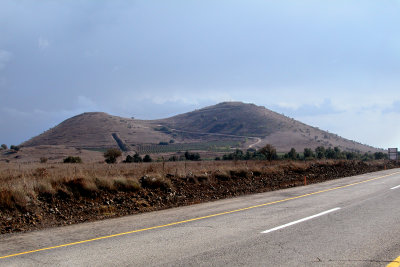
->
<box><xmin>1</xmin><ymin>168</ymin><xmax>400</xmax><ymax>266</ymax></box>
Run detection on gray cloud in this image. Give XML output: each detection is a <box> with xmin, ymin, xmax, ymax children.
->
<box><xmin>0</xmin><ymin>0</ymin><xmax>399</xmax><ymax>148</ymax></box>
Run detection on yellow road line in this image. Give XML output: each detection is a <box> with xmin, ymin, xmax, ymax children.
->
<box><xmin>1</xmin><ymin>171</ymin><xmax>399</xmax><ymax>260</ymax></box>
<box><xmin>387</xmin><ymin>256</ymin><xmax>400</xmax><ymax>267</ymax></box>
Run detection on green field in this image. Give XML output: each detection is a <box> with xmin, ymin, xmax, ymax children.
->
<box><xmin>134</xmin><ymin>141</ymin><xmax>243</xmax><ymax>154</ymax></box>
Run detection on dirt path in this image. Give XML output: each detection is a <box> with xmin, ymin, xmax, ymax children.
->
<box><xmin>248</xmin><ymin>137</ymin><xmax>262</xmax><ymax>148</ymax></box>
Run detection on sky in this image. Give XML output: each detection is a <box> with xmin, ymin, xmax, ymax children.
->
<box><xmin>0</xmin><ymin>0</ymin><xmax>399</xmax><ymax>149</ymax></box>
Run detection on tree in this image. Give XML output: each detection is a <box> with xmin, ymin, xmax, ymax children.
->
<box><xmin>315</xmin><ymin>146</ymin><xmax>326</xmax><ymax>159</ymax></box>
<box><xmin>104</xmin><ymin>148</ymin><xmax>122</xmax><ymax>164</ymax></box>
<box><xmin>143</xmin><ymin>154</ymin><xmax>152</xmax><ymax>162</ymax></box>
<box><xmin>374</xmin><ymin>152</ymin><xmax>386</xmax><ymax>160</ymax></box>
<box><xmin>303</xmin><ymin>148</ymin><xmax>315</xmax><ymax>159</ymax></box>
<box><xmin>288</xmin><ymin>148</ymin><xmax>297</xmax><ymax>160</ymax></box>
<box><xmin>325</xmin><ymin>147</ymin><xmax>336</xmax><ymax>159</ymax></box>
<box><xmin>259</xmin><ymin>144</ymin><xmax>278</xmax><ymax>161</ymax></box>
<box><xmin>1</xmin><ymin>144</ymin><xmax>8</xmax><ymax>150</ymax></box>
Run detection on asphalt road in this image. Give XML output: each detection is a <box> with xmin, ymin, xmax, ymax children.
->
<box><xmin>1</xmin><ymin>168</ymin><xmax>400</xmax><ymax>266</ymax></box>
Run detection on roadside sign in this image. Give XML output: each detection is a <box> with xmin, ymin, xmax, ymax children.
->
<box><xmin>388</xmin><ymin>148</ymin><xmax>398</xmax><ymax>160</ymax></box>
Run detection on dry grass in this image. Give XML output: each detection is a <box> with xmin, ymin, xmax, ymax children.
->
<box><xmin>0</xmin><ymin>159</ymin><xmax>387</xmax><ymax>210</ymax></box>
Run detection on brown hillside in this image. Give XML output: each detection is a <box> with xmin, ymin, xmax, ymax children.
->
<box><xmin>20</xmin><ymin>102</ymin><xmax>380</xmax><ymax>156</ymax></box>
<box><xmin>22</xmin><ymin>112</ymin><xmax>170</xmax><ymax>150</ymax></box>
<box><xmin>158</xmin><ymin>102</ymin><xmax>379</xmax><ymax>153</ymax></box>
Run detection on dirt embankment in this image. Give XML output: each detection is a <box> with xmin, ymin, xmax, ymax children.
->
<box><xmin>1</xmin><ymin>160</ymin><xmax>399</xmax><ymax>234</ymax></box>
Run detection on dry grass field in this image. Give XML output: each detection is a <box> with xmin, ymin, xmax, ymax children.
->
<box><xmin>0</xmin><ymin>160</ymin><xmax>294</xmax><ymax>208</ymax></box>
<box><xmin>1</xmin><ymin>159</ymin><xmax>398</xmax><ymax>234</ymax></box>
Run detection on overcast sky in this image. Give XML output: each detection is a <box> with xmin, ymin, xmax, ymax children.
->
<box><xmin>1</xmin><ymin>0</ymin><xmax>399</xmax><ymax>149</ymax></box>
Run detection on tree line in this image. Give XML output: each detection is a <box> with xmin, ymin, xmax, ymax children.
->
<box><xmin>218</xmin><ymin>145</ymin><xmax>388</xmax><ymax>161</ymax></box>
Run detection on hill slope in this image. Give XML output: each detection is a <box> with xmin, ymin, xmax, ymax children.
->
<box><xmin>22</xmin><ymin>112</ymin><xmax>171</xmax><ymax>151</ymax></box>
<box><xmin>21</xmin><ymin>102</ymin><xmax>379</xmax><ymax>153</ymax></box>
<box><xmin>157</xmin><ymin>102</ymin><xmax>378</xmax><ymax>153</ymax></box>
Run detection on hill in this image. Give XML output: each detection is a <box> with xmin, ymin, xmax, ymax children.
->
<box><xmin>18</xmin><ymin>102</ymin><xmax>379</xmax><ymax>159</ymax></box>
<box><xmin>157</xmin><ymin>102</ymin><xmax>378</xmax><ymax>153</ymax></box>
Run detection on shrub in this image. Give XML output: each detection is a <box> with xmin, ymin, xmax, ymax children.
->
<box><xmin>114</xmin><ymin>177</ymin><xmax>141</xmax><ymax>191</ymax></box>
<box><xmin>214</xmin><ymin>171</ymin><xmax>230</xmax><ymax>181</ymax></box>
<box><xmin>124</xmin><ymin>153</ymin><xmax>142</xmax><ymax>163</ymax></box>
<box><xmin>40</xmin><ymin>157</ymin><xmax>48</xmax><ymax>163</ymax></box>
<box><xmin>143</xmin><ymin>154</ymin><xmax>152</xmax><ymax>162</ymax></box>
<box><xmin>63</xmin><ymin>156</ymin><xmax>82</xmax><ymax>163</ymax></box>
<box><xmin>1</xmin><ymin>144</ymin><xmax>7</xmax><ymax>150</ymax></box>
<box><xmin>0</xmin><ymin>189</ymin><xmax>27</xmax><ymax>210</ymax></box>
<box><xmin>104</xmin><ymin>148</ymin><xmax>122</xmax><ymax>164</ymax></box>
<box><xmin>259</xmin><ymin>144</ymin><xmax>278</xmax><ymax>161</ymax></box>
<box><xmin>65</xmin><ymin>177</ymin><xmax>97</xmax><ymax>196</ymax></box>
<box><xmin>139</xmin><ymin>176</ymin><xmax>171</xmax><ymax>190</ymax></box>
<box><xmin>95</xmin><ymin>177</ymin><xmax>115</xmax><ymax>191</ymax></box>
<box><xmin>184</xmin><ymin>151</ymin><xmax>201</xmax><ymax>161</ymax></box>
<box><xmin>168</xmin><ymin>155</ymin><xmax>179</xmax><ymax>161</ymax></box>
<box><xmin>10</xmin><ymin>145</ymin><xmax>20</xmax><ymax>151</ymax></box>
<box><xmin>374</xmin><ymin>152</ymin><xmax>386</xmax><ymax>160</ymax></box>
<box><xmin>303</xmin><ymin>148</ymin><xmax>315</xmax><ymax>159</ymax></box>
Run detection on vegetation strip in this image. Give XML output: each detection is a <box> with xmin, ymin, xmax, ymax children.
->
<box><xmin>1</xmin><ymin>171</ymin><xmax>399</xmax><ymax>260</ymax></box>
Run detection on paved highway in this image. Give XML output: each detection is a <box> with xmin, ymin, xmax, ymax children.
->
<box><xmin>1</xmin><ymin>169</ymin><xmax>400</xmax><ymax>266</ymax></box>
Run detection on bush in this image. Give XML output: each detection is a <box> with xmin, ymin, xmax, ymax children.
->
<box><xmin>303</xmin><ymin>148</ymin><xmax>315</xmax><ymax>159</ymax></box>
<box><xmin>184</xmin><ymin>151</ymin><xmax>201</xmax><ymax>161</ymax></box>
<box><xmin>1</xmin><ymin>144</ymin><xmax>7</xmax><ymax>150</ymax></box>
<box><xmin>374</xmin><ymin>152</ymin><xmax>386</xmax><ymax>160</ymax></box>
<box><xmin>124</xmin><ymin>153</ymin><xmax>142</xmax><ymax>163</ymax></box>
<box><xmin>259</xmin><ymin>144</ymin><xmax>278</xmax><ymax>161</ymax></box>
<box><xmin>114</xmin><ymin>177</ymin><xmax>141</xmax><ymax>191</ymax></box>
<box><xmin>104</xmin><ymin>148</ymin><xmax>122</xmax><ymax>164</ymax></box>
<box><xmin>40</xmin><ymin>157</ymin><xmax>48</xmax><ymax>163</ymax></box>
<box><xmin>143</xmin><ymin>154</ymin><xmax>152</xmax><ymax>162</ymax></box>
<box><xmin>63</xmin><ymin>156</ymin><xmax>82</xmax><ymax>163</ymax></box>
<box><xmin>140</xmin><ymin>175</ymin><xmax>171</xmax><ymax>190</ymax></box>
<box><xmin>168</xmin><ymin>155</ymin><xmax>179</xmax><ymax>161</ymax></box>
<box><xmin>10</xmin><ymin>145</ymin><xmax>20</xmax><ymax>151</ymax></box>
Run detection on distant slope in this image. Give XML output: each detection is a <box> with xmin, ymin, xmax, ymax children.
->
<box><xmin>158</xmin><ymin>102</ymin><xmax>293</xmax><ymax>136</ymax></box>
<box><xmin>157</xmin><ymin>102</ymin><xmax>379</xmax><ymax>153</ymax></box>
<box><xmin>21</xmin><ymin>102</ymin><xmax>381</xmax><ymax>153</ymax></box>
<box><xmin>22</xmin><ymin>112</ymin><xmax>171</xmax><ymax>150</ymax></box>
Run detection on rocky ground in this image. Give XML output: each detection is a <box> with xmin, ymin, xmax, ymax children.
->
<box><xmin>1</xmin><ymin>160</ymin><xmax>399</xmax><ymax>234</ymax></box>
